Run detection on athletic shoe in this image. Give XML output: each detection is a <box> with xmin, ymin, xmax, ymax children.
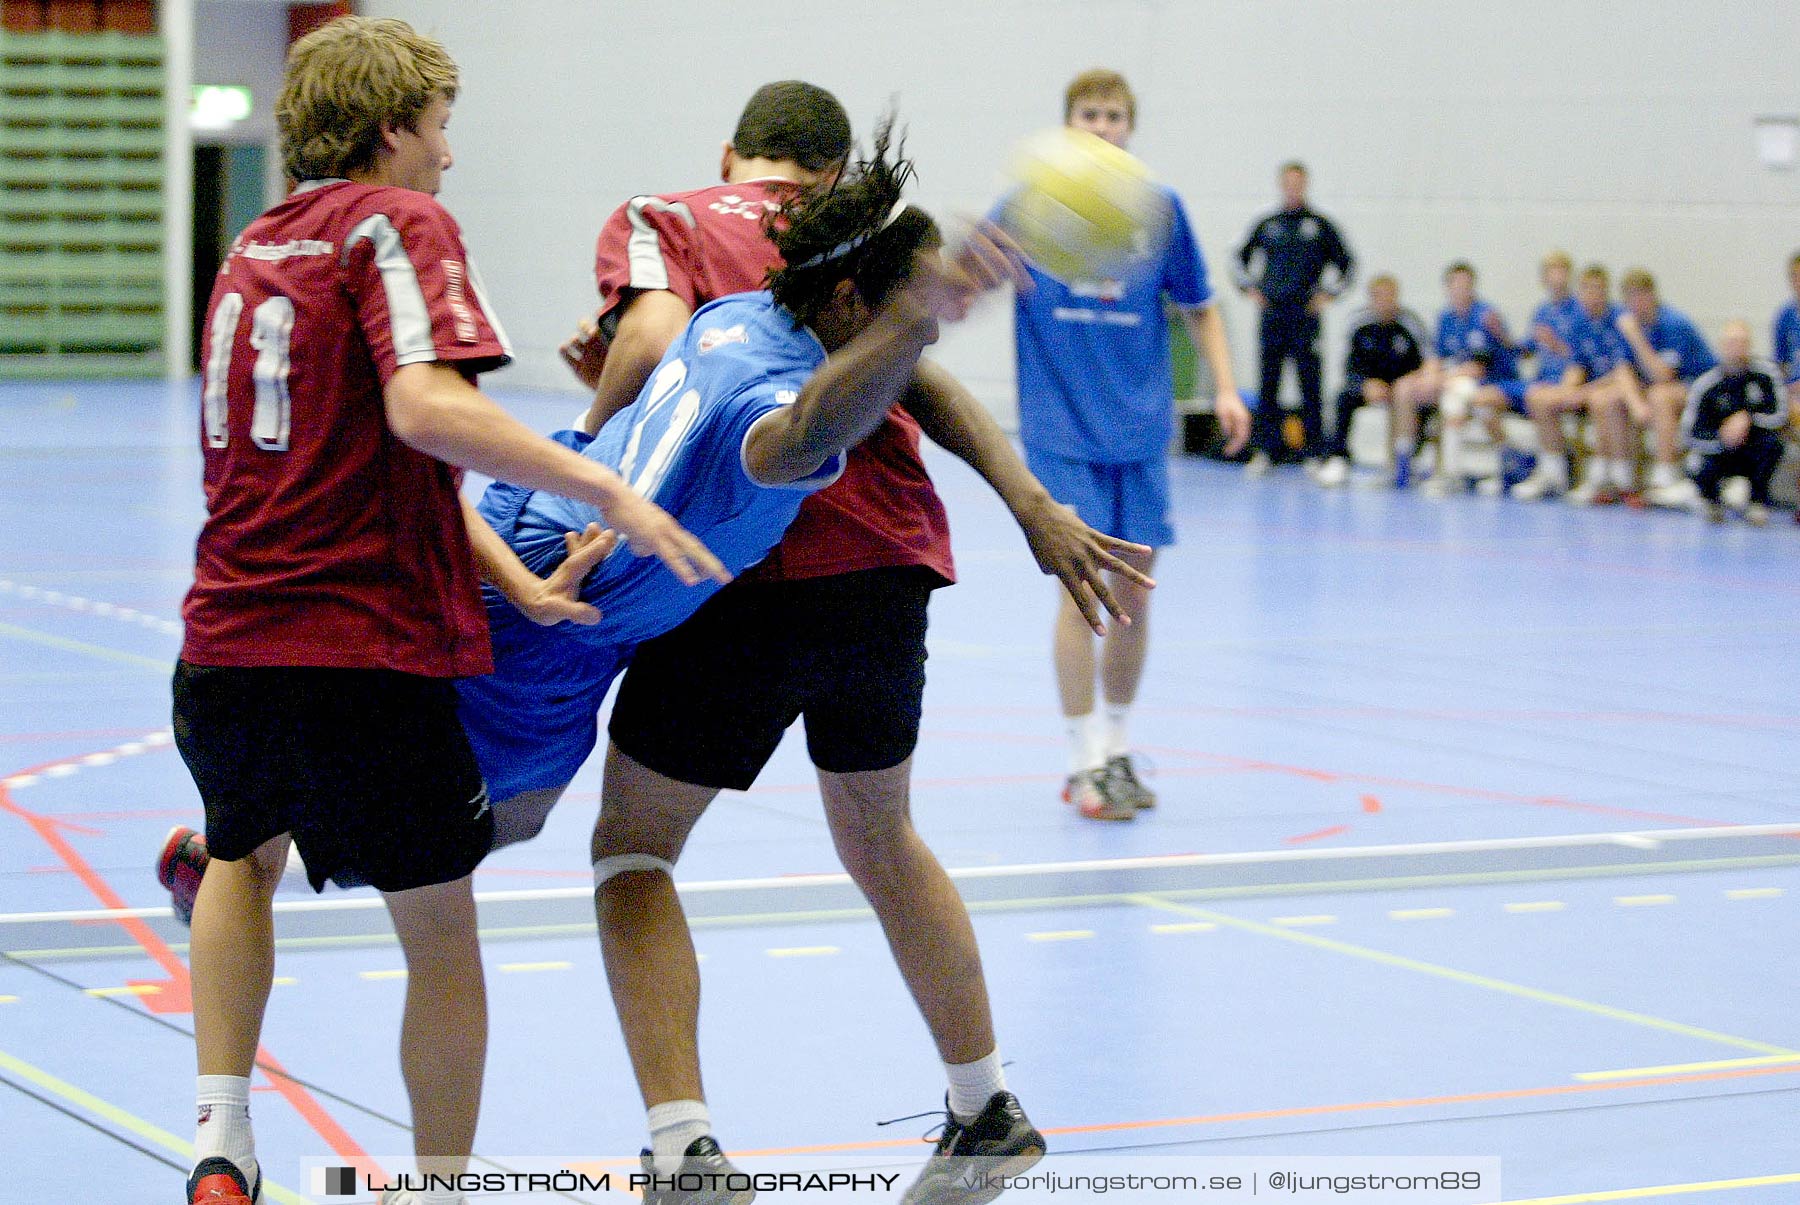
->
<box><xmin>1746</xmin><ymin>503</ymin><xmax>1770</xmax><ymax>527</ymax></box>
<box><xmin>1421</xmin><ymin>474</ymin><xmax>1459</xmax><ymax>500</ymax></box>
<box><xmin>1509</xmin><ymin>468</ymin><xmax>1566</xmax><ymax>501</ymax></box>
<box><xmin>1473</xmin><ymin>476</ymin><xmax>1503</xmax><ymax>497</ymax></box>
<box><xmin>158</xmin><ymin>825</ymin><xmax>209</xmax><ymax>926</ymax></box>
<box><xmin>1392</xmin><ymin>451</ymin><xmax>1413</xmax><ymax>490</ymax></box>
<box><xmin>1565</xmin><ymin>477</ymin><xmax>1618</xmax><ymax>507</ymax></box>
<box><xmin>1103</xmin><ymin>754</ymin><xmax>1156</xmax><ymax>810</ymax></box>
<box><xmin>900</xmin><ymin>1092</ymin><xmax>1047</xmax><ymax>1205</ymax></box>
<box><xmin>186</xmin><ymin>1157</ymin><xmax>260</xmax><ymax>1205</ymax></box>
<box><xmin>638</xmin><ymin>1136</ymin><xmax>754</xmax><ymax>1205</ymax></box>
<box><xmin>1062</xmin><ymin>769</ymin><xmax>1133</xmax><ymax>822</ymax></box>
<box><xmin>1645</xmin><ymin>479</ymin><xmax>1698</xmax><ymax>509</ymax></box>
<box><xmin>1243</xmin><ymin>450</ymin><xmax>1272</xmax><ymax>478</ymax></box>
<box><xmin>1315</xmin><ymin>456</ymin><xmax>1349</xmax><ymax>487</ymax></box>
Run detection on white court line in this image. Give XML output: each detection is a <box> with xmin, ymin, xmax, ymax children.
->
<box><xmin>3</xmin><ymin>822</ymin><xmax>1797</xmax><ymax>926</ymax></box>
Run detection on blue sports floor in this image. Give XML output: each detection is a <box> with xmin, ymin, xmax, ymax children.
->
<box><xmin>2</xmin><ymin>379</ymin><xmax>1797</xmax><ymax>1203</ymax></box>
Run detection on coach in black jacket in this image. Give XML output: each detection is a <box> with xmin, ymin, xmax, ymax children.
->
<box><xmin>1683</xmin><ymin>319</ymin><xmax>1789</xmax><ymax>524</ymax></box>
<box><xmin>1234</xmin><ymin>161</ymin><xmax>1355</xmax><ymax>474</ymax></box>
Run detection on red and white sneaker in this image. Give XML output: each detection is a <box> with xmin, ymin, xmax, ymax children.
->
<box><xmin>157</xmin><ymin>826</ymin><xmax>209</xmax><ymax>926</ymax></box>
<box><xmin>186</xmin><ymin>1156</ymin><xmax>259</xmax><ymax>1204</ymax></box>
<box><xmin>1062</xmin><ymin>768</ymin><xmax>1134</xmax><ymax>822</ymax></box>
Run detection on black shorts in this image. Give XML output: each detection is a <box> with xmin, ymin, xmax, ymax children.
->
<box><xmin>609</xmin><ymin>566</ymin><xmax>943</xmax><ymax>791</ymax></box>
<box><xmin>171</xmin><ymin>662</ymin><xmax>494</xmax><ymax>893</ymax></box>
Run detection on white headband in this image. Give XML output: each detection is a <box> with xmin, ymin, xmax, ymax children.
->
<box><xmin>791</xmin><ymin>198</ymin><xmax>911</xmax><ymax>270</ymax></box>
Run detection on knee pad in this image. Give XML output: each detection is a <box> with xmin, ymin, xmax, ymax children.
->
<box><xmin>593</xmin><ymin>852</ymin><xmax>675</xmax><ymax>888</ymax></box>
<box><xmin>1440</xmin><ymin>375</ymin><xmax>1478</xmax><ymax>421</ymax></box>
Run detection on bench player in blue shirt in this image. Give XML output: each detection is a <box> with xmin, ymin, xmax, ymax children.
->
<box><xmin>1556</xmin><ymin>265</ymin><xmax>1654</xmax><ymax>506</ymax></box>
<box><xmin>1391</xmin><ymin>261</ymin><xmax>1524</xmax><ymax>493</ymax></box>
<box><xmin>1769</xmin><ymin>251</ymin><xmax>1800</xmax><ymax>416</ymax></box>
<box><xmin>1614</xmin><ymin>268</ymin><xmax>1717</xmax><ymax>506</ymax></box>
<box><xmin>1510</xmin><ymin>251</ymin><xmax>1588</xmax><ymax>499</ymax></box>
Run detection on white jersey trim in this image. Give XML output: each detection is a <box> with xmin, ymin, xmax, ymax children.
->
<box><xmin>625</xmin><ymin>197</ymin><xmax>696</xmax><ymax>293</ymax></box>
<box><xmin>345</xmin><ymin>214</ymin><xmax>437</xmax><ymax>367</ymax></box>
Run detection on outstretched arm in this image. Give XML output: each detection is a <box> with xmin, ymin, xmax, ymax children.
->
<box><xmin>745</xmin><ymin>225</ymin><xmax>1025</xmax><ymax>485</ymax></box>
<box><xmin>906</xmin><ymin>359</ymin><xmax>1152</xmax><ymax>634</ymax></box>
<box><xmin>460</xmin><ymin>498</ymin><xmax>617</xmax><ymax>627</ymax></box>
<box><xmin>577</xmin><ymin>290</ymin><xmax>693</xmax><ymax>435</ymax></box>
<box><xmin>386</xmin><ymin>361</ymin><xmax>729</xmax><ymax>586</ymax></box>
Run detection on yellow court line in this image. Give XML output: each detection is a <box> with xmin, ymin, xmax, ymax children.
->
<box><xmin>0</xmin><ymin>621</ymin><xmax>172</xmax><ymax>671</ymax></box>
<box><xmin>1575</xmin><ymin>1054</ymin><xmax>1800</xmax><ymax>1081</ymax></box>
<box><xmin>1506</xmin><ymin>901</ymin><xmax>1567</xmax><ymax>912</ymax></box>
<box><xmin>0</xmin><ymin>994</ymin><xmax>17</xmax><ymax>1003</ymax></box>
<box><xmin>1128</xmin><ymin>894</ymin><xmax>1800</xmax><ymax>1057</ymax></box>
<box><xmin>1389</xmin><ymin>908</ymin><xmax>1455</xmax><ymax>920</ymax></box>
<box><xmin>0</xmin><ymin>1046</ymin><xmax>311</xmax><ymax>1205</ymax></box>
<box><xmin>359</xmin><ymin>969</ymin><xmax>407</xmax><ymax>980</ymax></box>
<box><xmin>1725</xmin><ymin>887</ymin><xmax>1784</xmax><ymax>900</ymax></box>
<box><xmin>1503</xmin><ymin>1171</ymin><xmax>1800</xmax><ymax>1202</ymax></box>
<box><xmin>1270</xmin><ymin>914</ymin><xmax>1336</xmax><ymax>927</ymax></box>
<box><xmin>1150</xmin><ymin>922</ymin><xmax>1216</xmax><ymax>934</ymax></box>
<box><xmin>765</xmin><ymin>946</ymin><xmax>839</xmax><ymax>958</ymax></box>
<box><xmin>1614</xmin><ymin>894</ymin><xmax>1675</xmax><ymax>907</ymax></box>
<box><xmin>85</xmin><ymin>984</ymin><xmax>160</xmax><ymax>998</ymax></box>
<box><xmin>1026</xmin><ymin>930</ymin><xmax>1095</xmax><ymax>942</ymax></box>
<box><xmin>498</xmin><ymin>961</ymin><xmax>572</xmax><ymax>974</ymax></box>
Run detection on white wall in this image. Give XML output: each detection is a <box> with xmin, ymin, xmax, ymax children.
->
<box><xmin>365</xmin><ymin>0</ymin><xmax>1800</xmax><ymax>415</ymax></box>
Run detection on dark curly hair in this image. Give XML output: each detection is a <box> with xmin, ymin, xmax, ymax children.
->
<box><xmin>765</xmin><ymin>116</ymin><xmax>940</xmax><ymax>327</ymax></box>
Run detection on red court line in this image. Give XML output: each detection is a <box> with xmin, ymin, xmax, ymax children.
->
<box><xmin>0</xmin><ymin>767</ymin><xmax>378</xmax><ymax>1176</ymax></box>
<box><xmin>729</xmin><ymin>1061</ymin><xmax>1800</xmax><ymax>1157</ymax></box>
<box><xmin>1284</xmin><ymin>825</ymin><xmax>1351</xmax><ymax>845</ymax></box>
<box><xmin>0</xmin><ymin>729</ymin><xmax>163</xmax><ymax>745</ymax></box>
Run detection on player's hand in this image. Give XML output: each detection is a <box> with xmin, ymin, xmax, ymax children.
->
<box><xmin>598</xmin><ymin>490</ymin><xmax>732</xmax><ymax>587</ymax></box>
<box><xmin>1215</xmin><ymin>389</ymin><xmax>1252</xmax><ymax>456</ymax></box>
<box><xmin>1307</xmin><ymin>291</ymin><xmax>1330</xmax><ymax>316</ymax></box>
<box><xmin>1533</xmin><ymin>323</ymin><xmax>1569</xmax><ymax>357</ymax></box>
<box><xmin>1613</xmin><ymin>311</ymin><xmax>1641</xmax><ymax>339</ymax></box>
<box><xmin>1017</xmin><ymin>494</ymin><xmax>1154</xmax><ymax>635</ymax></box>
<box><xmin>1720</xmin><ymin>409</ymin><xmax>1752</xmax><ymax>449</ymax></box>
<box><xmin>558</xmin><ymin>311</ymin><xmax>608</xmax><ymax>391</ymax></box>
<box><xmin>1481</xmin><ymin>309</ymin><xmax>1508</xmax><ymax>341</ymax></box>
<box><xmin>909</xmin><ymin>222</ymin><xmax>1030</xmax><ymax>324</ymax></box>
<box><xmin>517</xmin><ymin>524</ymin><xmax>617</xmax><ymax>626</ymax></box>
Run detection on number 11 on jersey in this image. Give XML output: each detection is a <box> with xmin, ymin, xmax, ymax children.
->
<box><xmin>202</xmin><ymin>292</ymin><xmax>295</xmax><ymax>451</ymax></box>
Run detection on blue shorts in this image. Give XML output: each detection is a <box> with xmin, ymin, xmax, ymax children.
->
<box><xmin>1024</xmin><ymin>448</ymin><xmax>1174</xmax><ymax>548</ymax></box>
<box><xmin>455</xmin><ymin>596</ymin><xmax>629</xmax><ymax>802</ymax></box>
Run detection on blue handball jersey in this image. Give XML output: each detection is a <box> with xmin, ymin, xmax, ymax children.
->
<box><xmin>1434</xmin><ymin>300</ymin><xmax>1519</xmax><ymax>380</ymax></box>
<box><xmin>1642</xmin><ymin>305</ymin><xmax>1717</xmax><ymax>381</ymax></box>
<box><xmin>1773</xmin><ymin>300</ymin><xmax>1800</xmax><ymax>384</ymax></box>
<box><xmin>1006</xmin><ymin>185</ymin><xmax>1212</xmax><ymax>465</ymax></box>
<box><xmin>483</xmin><ymin>292</ymin><xmax>839</xmax><ymax>649</ymax></box>
<box><xmin>1568</xmin><ymin>304</ymin><xmax>1634</xmax><ymax>378</ymax></box>
<box><xmin>1524</xmin><ymin>295</ymin><xmax>1582</xmax><ymax>383</ymax></box>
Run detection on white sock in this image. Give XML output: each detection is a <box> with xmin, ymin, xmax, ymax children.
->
<box><xmin>1065</xmin><ymin>713</ymin><xmax>1103</xmax><ymax>775</ymax></box>
<box><xmin>945</xmin><ymin>1049</ymin><xmax>1007</xmax><ymax>1124</ymax></box>
<box><xmin>195</xmin><ymin>1074</ymin><xmax>257</xmax><ymax>1189</ymax></box>
<box><xmin>421</xmin><ymin>1191</ymin><xmax>466</xmax><ymax>1205</ymax></box>
<box><xmin>1439</xmin><ymin>425</ymin><xmax>1464</xmax><ymax>478</ymax></box>
<box><xmin>1393</xmin><ymin>437</ymin><xmax>1416</xmax><ymax>457</ymax></box>
<box><xmin>1103</xmin><ymin>705</ymin><xmax>1130</xmax><ymax>760</ymax></box>
<box><xmin>648</xmin><ymin>1099</ymin><xmax>710</xmax><ymax>1174</ymax></box>
<box><xmin>1608</xmin><ymin>458</ymin><xmax>1635</xmax><ymax>488</ymax></box>
<box><xmin>1649</xmin><ymin>462</ymin><xmax>1677</xmax><ymax>488</ymax></box>
<box><xmin>1542</xmin><ymin>454</ymin><xmax>1569</xmax><ymax>485</ymax></box>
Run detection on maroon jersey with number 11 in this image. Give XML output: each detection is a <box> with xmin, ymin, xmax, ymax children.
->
<box><xmin>181</xmin><ymin>179</ymin><xmax>511</xmax><ymax>678</ymax></box>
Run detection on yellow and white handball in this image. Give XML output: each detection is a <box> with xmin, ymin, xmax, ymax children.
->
<box><xmin>997</xmin><ymin>127</ymin><xmax>1172</xmax><ymax>282</ymax></box>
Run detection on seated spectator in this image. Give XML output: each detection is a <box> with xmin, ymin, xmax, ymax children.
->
<box><xmin>1514</xmin><ymin>265</ymin><xmax>1644</xmax><ymax>504</ymax></box>
<box><xmin>1391</xmin><ymin>261</ymin><xmax>1524</xmax><ymax>494</ymax></box>
<box><xmin>1684</xmin><ymin>320</ymin><xmax>1788</xmax><ymax>526</ymax></box>
<box><xmin>1615</xmin><ymin>268</ymin><xmax>1717</xmax><ymax>507</ymax></box>
<box><xmin>1773</xmin><ymin>250</ymin><xmax>1800</xmax><ymax>411</ymax></box>
<box><xmin>1319</xmin><ymin>273</ymin><xmax>1427</xmax><ymax>487</ymax></box>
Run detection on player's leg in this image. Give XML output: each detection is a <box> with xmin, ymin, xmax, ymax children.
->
<box><xmin>1296</xmin><ymin>313</ymin><xmax>1326</xmax><ymax>467</ymax></box>
<box><xmin>1426</xmin><ymin>370</ymin><xmax>1479</xmax><ymax>496</ymax></box>
<box><xmin>1571</xmin><ymin>377</ymin><xmax>1627</xmax><ymax>504</ymax></box>
<box><xmin>1391</xmin><ymin>362</ymin><xmax>1440</xmax><ymax>487</ymax></box>
<box><xmin>1093</xmin><ymin>458</ymin><xmax>1170</xmax><ymax>812</ymax></box>
<box><xmin>1248</xmin><ymin>308</ymin><xmax>1286</xmax><ymax>472</ymax></box>
<box><xmin>174</xmin><ymin>662</ymin><xmax>300</xmax><ymax>1200</ymax></box>
<box><xmin>1692</xmin><ymin>448</ymin><xmax>1727</xmax><ymax>520</ymax></box>
<box><xmin>1026</xmin><ymin>449</ymin><xmax>1126</xmax><ymax>816</ymax></box>
<box><xmin>591</xmin><ymin>744</ymin><xmax>717</xmax><ymax>1109</ymax></box>
<box><xmin>599</xmin><ymin>585</ymin><xmax>799</xmax><ymax>1180</ymax></box>
<box><xmin>1317</xmin><ymin>380</ymin><xmax>1361</xmax><ymax>485</ymax></box>
<box><xmin>1514</xmin><ymin>383</ymin><xmax>1573</xmax><ymax>499</ymax></box>
<box><xmin>1744</xmin><ymin>433</ymin><xmax>1782</xmax><ymax>524</ymax></box>
<box><xmin>1645</xmin><ymin>380</ymin><xmax>1698</xmax><ymax>506</ymax></box>
<box><xmin>384</xmin><ymin>874</ymin><xmax>485</xmax><ymax>1184</ymax></box>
